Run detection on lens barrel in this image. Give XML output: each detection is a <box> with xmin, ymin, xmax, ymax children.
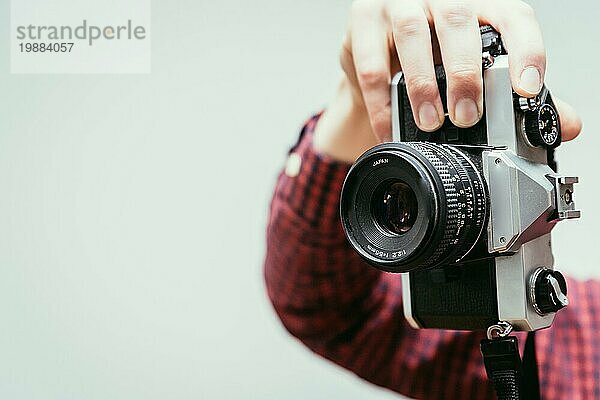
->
<box><xmin>340</xmin><ymin>142</ymin><xmax>488</xmax><ymax>273</ymax></box>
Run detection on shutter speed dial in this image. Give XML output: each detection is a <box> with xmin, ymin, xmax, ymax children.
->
<box><xmin>516</xmin><ymin>87</ymin><xmax>562</xmax><ymax>149</ymax></box>
<box><xmin>526</xmin><ymin>103</ymin><xmax>561</xmax><ymax>148</ymax></box>
<box><xmin>529</xmin><ymin>267</ymin><xmax>569</xmax><ymax>315</ymax></box>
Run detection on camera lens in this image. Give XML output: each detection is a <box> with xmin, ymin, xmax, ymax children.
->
<box><xmin>340</xmin><ymin>142</ymin><xmax>487</xmax><ymax>273</ymax></box>
<box><xmin>373</xmin><ymin>180</ymin><xmax>418</xmax><ymax>235</ymax></box>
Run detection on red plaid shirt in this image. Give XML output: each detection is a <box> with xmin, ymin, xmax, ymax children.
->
<box><xmin>264</xmin><ymin>115</ymin><xmax>600</xmax><ymax>399</ymax></box>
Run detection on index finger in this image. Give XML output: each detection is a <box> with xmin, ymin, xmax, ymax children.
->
<box><xmin>481</xmin><ymin>0</ymin><xmax>546</xmax><ymax>98</ymax></box>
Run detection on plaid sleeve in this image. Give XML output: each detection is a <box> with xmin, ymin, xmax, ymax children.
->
<box><xmin>263</xmin><ymin>114</ymin><xmax>383</xmax><ymax>343</ymax></box>
<box><xmin>263</xmin><ymin>115</ymin><xmax>600</xmax><ymax>400</ymax></box>
<box><xmin>535</xmin><ymin>278</ymin><xmax>600</xmax><ymax>399</ymax></box>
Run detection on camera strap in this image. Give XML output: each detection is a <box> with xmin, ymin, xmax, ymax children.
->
<box><xmin>480</xmin><ymin>327</ymin><xmax>540</xmax><ymax>400</ymax></box>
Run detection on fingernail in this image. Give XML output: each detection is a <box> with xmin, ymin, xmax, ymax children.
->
<box><xmin>418</xmin><ymin>102</ymin><xmax>442</xmax><ymax>131</ymax></box>
<box><xmin>519</xmin><ymin>67</ymin><xmax>542</xmax><ymax>94</ymax></box>
<box><xmin>454</xmin><ymin>98</ymin><xmax>479</xmax><ymax>127</ymax></box>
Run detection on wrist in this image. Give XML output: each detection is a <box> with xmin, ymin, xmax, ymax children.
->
<box><xmin>313</xmin><ymin>78</ymin><xmax>378</xmax><ymax>164</ymax></box>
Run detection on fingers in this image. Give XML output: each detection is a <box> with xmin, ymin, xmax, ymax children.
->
<box><xmin>349</xmin><ymin>1</ymin><xmax>392</xmax><ymax>141</ymax></box>
<box><xmin>347</xmin><ymin>0</ymin><xmax>566</xmax><ymax>140</ymax></box>
<box><xmin>429</xmin><ymin>0</ymin><xmax>483</xmax><ymax>128</ymax></box>
<box><xmin>554</xmin><ymin>98</ymin><xmax>583</xmax><ymax>142</ymax></box>
<box><xmin>389</xmin><ymin>1</ymin><xmax>445</xmax><ymax>132</ymax></box>
<box><xmin>482</xmin><ymin>1</ymin><xmax>546</xmax><ymax>98</ymax></box>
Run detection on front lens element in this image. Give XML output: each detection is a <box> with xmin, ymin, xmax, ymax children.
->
<box><xmin>374</xmin><ymin>180</ymin><xmax>418</xmax><ymax>235</ymax></box>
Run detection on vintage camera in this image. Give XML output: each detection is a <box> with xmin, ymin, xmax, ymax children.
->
<box><xmin>339</xmin><ymin>27</ymin><xmax>580</xmax><ymax>331</ymax></box>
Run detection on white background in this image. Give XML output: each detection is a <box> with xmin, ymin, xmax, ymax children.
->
<box><xmin>0</xmin><ymin>1</ymin><xmax>597</xmax><ymax>399</ymax></box>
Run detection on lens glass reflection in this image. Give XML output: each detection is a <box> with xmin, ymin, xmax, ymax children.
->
<box><xmin>373</xmin><ymin>180</ymin><xmax>418</xmax><ymax>235</ymax></box>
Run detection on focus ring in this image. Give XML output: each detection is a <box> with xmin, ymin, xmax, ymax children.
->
<box><xmin>404</xmin><ymin>143</ymin><xmax>488</xmax><ymax>268</ymax></box>
<box><xmin>404</xmin><ymin>143</ymin><xmax>460</xmax><ymax>268</ymax></box>
<box><xmin>445</xmin><ymin>146</ymin><xmax>488</xmax><ymax>259</ymax></box>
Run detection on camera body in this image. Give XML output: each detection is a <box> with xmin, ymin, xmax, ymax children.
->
<box><xmin>340</xmin><ymin>28</ymin><xmax>580</xmax><ymax>331</ymax></box>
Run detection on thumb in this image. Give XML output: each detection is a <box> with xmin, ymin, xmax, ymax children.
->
<box><xmin>555</xmin><ymin>97</ymin><xmax>582</xmax><ymax>142</ymax></box>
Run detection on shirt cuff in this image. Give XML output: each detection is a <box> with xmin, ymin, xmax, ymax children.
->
<box><xmin>276</xmin><ymin>114</ymin><xmax>351</xmax><ymax>237</ymax></box>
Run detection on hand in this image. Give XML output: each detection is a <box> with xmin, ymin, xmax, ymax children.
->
<box><xmin>313</xmin><ymin>0</ymin><xmax>582</xmax><ymax>163</ymax></box>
